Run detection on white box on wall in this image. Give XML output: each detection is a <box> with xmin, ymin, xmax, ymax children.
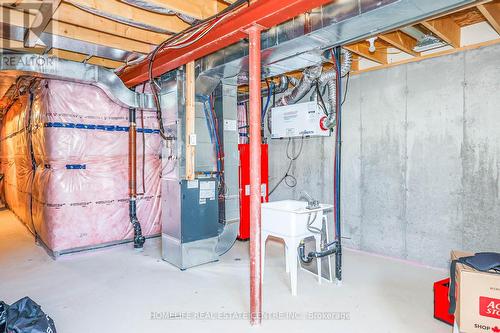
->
<box><xmin>271</xmin><ymin>101</ymin><xmax>330</xmax><ymax>139</ymax></box>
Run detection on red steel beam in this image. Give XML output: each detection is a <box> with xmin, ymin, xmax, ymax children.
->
<box><xmin>247</xmin><ymin>25</ymin><xmax>263</xmax><ymax>326</ymax></box>
<box><xmin>119</xmin><ymin>0</ymin><xmax>335</xmax><ymax>87</ymax></box>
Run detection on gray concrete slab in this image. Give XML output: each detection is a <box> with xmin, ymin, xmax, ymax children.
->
<box><xmin>0</xmin><ymin>210</ymin><xmax>450</xmax><ymax>333</ymax></box>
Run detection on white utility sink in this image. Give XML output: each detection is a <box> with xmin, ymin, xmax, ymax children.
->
<box><xmin>261</xmin><ymin>200</ymin><xmax>333</xmax><ymax>238</ymax></box>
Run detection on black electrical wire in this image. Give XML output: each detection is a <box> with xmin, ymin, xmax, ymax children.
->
<box><xmin>341</xmin><ymin>71</ymin><xmax>350</xmax><ymax>106</ymax></box>
<box><xmin>268</xmin><ymin>136</ymin><xmax>304</xmax><ymax>196</ymax></box>
<box><xmin>315</xmin><ymin>81</ymin><xmax>328</xmax><ymax>116</ymax></box>
<box><xmin>147</xmin><ymin>0</ymin><xmax>249</xmax><ymax>141</ymax></box>
<box><xmin>138</xmin><ymin>83</ymin><xmax>147</xmax><ymax>196</ymax></box>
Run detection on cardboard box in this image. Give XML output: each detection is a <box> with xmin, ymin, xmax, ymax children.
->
<box><xmin>451</xmin><ymin>250</ymin><xmax>500</xmax><ymax>333</ymax></box>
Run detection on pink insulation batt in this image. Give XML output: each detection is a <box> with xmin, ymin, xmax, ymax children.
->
<box><xmin>0</xmin><ymin>79</ymin><xmax>161</xmax><ymax>255</ymax></box>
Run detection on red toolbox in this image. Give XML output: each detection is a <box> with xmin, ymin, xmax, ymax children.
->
<box><xmin>238</xmin><ymin>144</ymin><xmax>268</xmax><ymax>240</ymax></box>
<box><xmin>434</xmin><ymin>278</ymin><xmax>455</xmax><ymax>326</ymax></box>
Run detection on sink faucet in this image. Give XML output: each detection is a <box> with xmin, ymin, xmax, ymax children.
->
<box><xmin>300</xmin><ymin>191</ymin><xmax>320</xmax><ymax>210</ymax></box>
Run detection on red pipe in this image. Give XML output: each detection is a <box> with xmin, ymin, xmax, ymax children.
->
<box><xmin>247</xmin><ymin>25</ymin><xmax>262</xmax><ymax>326</ymax></box>
<box><xmin>119</xmin><ymin>0</ymin><xmax>335</xmax><ymax>87</ymax></box>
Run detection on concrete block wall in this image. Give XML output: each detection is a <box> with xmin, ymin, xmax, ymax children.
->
<box><xmin>267</xmin><ymin>43</ymin><xmax>500</xmax><ymax>268</ymax></box>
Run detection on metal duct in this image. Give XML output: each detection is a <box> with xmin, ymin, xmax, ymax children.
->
<box><xmin>0</xmin><ymin>23</ymin><xmax>137</xmax><ymax>63</ymax></box>
<box><xmin>119</xmin><ymin>0</ymin><xmax>199</xmax><ymax>25</ymax></box>
<box><xmin>196</xmin><ymin>0</ymin><xmax>475</xmax><ymax>86</ymax></box>
<box><xmin>66</xmin><ymin>0</ymin><xmax>175</xmax><ymax>34</ymax></box>
<box><xmin>319</xmin><ymin>49</ymin><xmax>352</xmax><ymax>115</ymax></box>
<box><xmin>236</xmin><ymin>75</ymin><xmax>291</xmax><ymax>103</ymax></box>
<box><xmin>277</xmin><ymin>66</ymin><xmax>322</xmax><ymax>106</ymax></box>
<box><xmin>0</xmin><ymin>54</ymin><xmax>156</xmax><ymax>113</ymax></box>
<box><xmin>279</xmin><ymin>49</ymin><xmax>352</xmax><ymax>108</ymax></box>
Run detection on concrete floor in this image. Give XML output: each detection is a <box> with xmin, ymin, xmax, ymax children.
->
<box><xmin>0</xmin><ymin>209</ymin><xmax>453</xmax><ymax>333</ymax></box>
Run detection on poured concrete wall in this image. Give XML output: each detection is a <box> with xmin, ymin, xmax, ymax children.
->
<box><xmin>267</xmin><ymin>43</ymin><xmax>500</xmax><ymax>268</ymax></box>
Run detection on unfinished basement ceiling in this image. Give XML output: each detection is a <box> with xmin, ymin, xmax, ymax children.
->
<box><xmin>0</xmin><ymin>0</ymin><xmax>234</xmax><ymax>67</ymax></box>
<box><xmin>0</xmin><ymin>0</ymin><xmax>498</xmax><ymax>74</ymax></box>
<box><xmin>0</xmin><ymin>0</ymin><xmax>497</xmax><ymax>111</ymax></box>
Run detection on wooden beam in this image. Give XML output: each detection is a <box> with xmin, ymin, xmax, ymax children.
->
<box><xmin>53</xmin><ymin>3</ymin><xmax>169</xmax><ymax>45</ymax></box>
<box><xmin>421</xmin><ymin>17</ymin><xmax>461</xmax><ymax>48</ymax></box>
<box><xmin>87</xmin><ymin>55</ymin><xmax>123</xmax><ymax>68</ymax></box>
<box><xmin>144</xmin><ymin>0</ymin><xmax>220</xmax><ymax>19</ymax></box>
<box><xmin>185</xmin><ymin>60</ymin><xmax>195</xmax><ymax>181</ymax></box>
<box><xmin>24</xmin><ymin>0</ymin><xmax>62</xmax><ymax>48</ymax></box>
<box><xmin>48</xmin><ymin>48</ymin><xmax>87</xmax><ymax>61</ymax></box>
<box><xmin>344</xmin><ymin>41</ymin><xmax>388</xmax><ymax>64</ymax></box>
<box><xmin>48</xmin><ymin>20</ymin><xmax>154</xmax><ymax>54</ymax></box>
<box><xmin>66</xmin><ymin>0</ymin><xmax>189</xmax><ymax>33</ymax></box>
<box><xmin>350</xmin><ymin>54</ymin><xmax>359</xmax><ymax>72</ymax></box>
<box><xmin>477</xmin><ymin>1</ymin><xmax>500</xmax><ymax>35</ymax></box>
<box><xmin>0</xmin><ymin>38</ymin><xmax>44</xmax><ymax>53</ymax></box>
<box><xmin>352</xmin><ymin>38</ymin><xmax>500</xmax><ymax>76</ymax></box>
<box><xmin>378</xmin><ymin>30</ymin><xmax>420</xmax><ymax>57</ymax></box>
<box><xmin>0</xmin><ymin>5</ymin><xmax>36</xmax><ymax>27</ymax></box>
<box><xmin>47</xmin><ymin>48</ymin><xmax>123</xmax><ymax>68</ymax></box>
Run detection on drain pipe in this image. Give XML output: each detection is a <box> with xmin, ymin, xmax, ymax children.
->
<box><xmin>129</xmin><ymin>107</ymin><xmax>145</xmax><ymax>249</ymax></box>
<box><xmin>298</xmin><ymin>240</ymin><xmax>337</xmax><ymax>263</ymax></box>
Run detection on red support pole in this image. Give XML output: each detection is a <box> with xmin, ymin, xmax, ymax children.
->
<box><xmin>247</xmin><ymin>25</ymin><xmax>262</xmax><ymax>326</ymax></box>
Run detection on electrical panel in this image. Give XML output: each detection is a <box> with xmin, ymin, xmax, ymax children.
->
<box><xmin>270</xmin><ymin>101</ymin><xmax>330</xmax><ymax>139</ymax></box>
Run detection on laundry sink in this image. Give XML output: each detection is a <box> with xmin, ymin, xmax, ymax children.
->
<box><xmin>261</xmin><ymin>200</ymin><xmax>333</xmax><ymax>237</ymax></box>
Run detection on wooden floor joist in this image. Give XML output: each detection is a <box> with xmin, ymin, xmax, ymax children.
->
<box><xmin>477</xmin><ymin>1</ymin><xmax>500</xmax><ymax>35</ymax></box>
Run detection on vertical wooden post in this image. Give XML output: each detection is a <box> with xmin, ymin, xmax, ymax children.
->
<box><xmin>185</xmin><ymin>61</ymin><xmax>196</xmax><ymax>180</ymax></box>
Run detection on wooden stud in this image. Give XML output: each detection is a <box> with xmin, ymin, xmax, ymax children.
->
<box><xmin>379</xmin><ymin>30</ymin><xmax>420</xmax><ymax>57</ymax></box>
<box><xmin>185</xmin><ymin>60</ymin><xmax>196</xmax><ymax>181</ymax></box>
<box><xmin>421</xmin><ymin>17</ymin><xmax>461</xmax><ymax>48</ymax></box>
<box><xmin>477</xmin><ymin>1</ymin><xmax>500</xmax><ymax>35</ymax></box>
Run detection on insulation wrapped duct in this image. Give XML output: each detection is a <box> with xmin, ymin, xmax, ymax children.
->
<box><xmin>277</xmin><ymin>49</ymin><xmax>352</xmax><ymax>110</ymax></box>
<box><xmin>0</xmin><ymin>79</ymin><xmax>161</xmax><ymax>255</ymax></box>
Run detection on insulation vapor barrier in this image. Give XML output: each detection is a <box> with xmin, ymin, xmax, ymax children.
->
<box><xmin>0</xmin><ymin>79</ymin><xmax>161</xmax><ymax>255</ymax></box>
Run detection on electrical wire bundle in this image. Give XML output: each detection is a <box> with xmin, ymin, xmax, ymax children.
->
<box><xmin>201</xmin><ymin>95</ymin><xmax>225</xmax><ymax>196</ymax></box>
<box><xmin>268</xmin><ymin>135</ymin><xmax>304</xmax><ymax>196</ymax></box>
<box><xmin>330</xmin><ymin>48</ymin><xmax>342</xmax><ymax>243</ymax></box>
<box><xmin>142</xmin><ymin>0</ymin><xmax>249</xmax><ymax>141</ymax></box>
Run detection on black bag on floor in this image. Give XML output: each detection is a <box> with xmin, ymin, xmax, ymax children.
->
<box><xmin>0</xmin><ymin>301</ymin><xmax>7</xmax><ymax>332</ymax></box>
<box><xmin>4</xmin><ymin>297</ymin><xmax>57</xmax><ymax>333</ymax></box>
